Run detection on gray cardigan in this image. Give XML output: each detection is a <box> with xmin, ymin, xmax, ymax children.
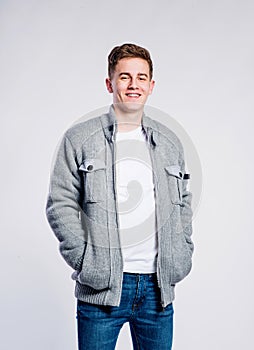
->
<box><xmin>46</xmin><ymin>106</ymin><xmax>194</xmax><ymax>308</ymax></box>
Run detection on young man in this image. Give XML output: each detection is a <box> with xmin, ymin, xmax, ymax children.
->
<box><xmin>46</xmin><ymin>43</ymin><xmax>194</xmax><ymax>350</ymax></box>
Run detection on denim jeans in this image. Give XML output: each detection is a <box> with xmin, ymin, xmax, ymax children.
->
<box><xmin>77</xmin><ymin>272</ymin><xmax>174</xmax><ymax>350</ymax></box>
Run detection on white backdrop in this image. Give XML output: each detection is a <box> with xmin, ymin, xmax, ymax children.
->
<box><xmin>1</xmin><ymin>0</ymin><xmax>254</xmax><ymax>349</ymax></box>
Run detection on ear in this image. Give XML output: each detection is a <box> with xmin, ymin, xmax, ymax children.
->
<box><xmin>105</xmin><ymin>78</ymin><xmax>113</xmax><ymax>93</ymax></box>
<box><xmin>149</xmin><ymin>80</ymin><xmax>155</xmax><ymax>95</ymax></box>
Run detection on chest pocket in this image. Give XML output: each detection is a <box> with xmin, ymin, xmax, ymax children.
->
<box><xmin>79</xmin><ymin>159</ymin><xmax>106</xmax><ymax>203</ymax></box>
<box><xmin>165</xmin><ymin>164</ymin><xmax>187</xmax><ymax>205</ymax></box>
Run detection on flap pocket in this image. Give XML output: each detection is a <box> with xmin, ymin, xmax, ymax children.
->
<box><xmin>165</xmin><ymin>164</ymin><xmax>183</xmax><ymax>204</ymax></box>
<box><xmin>79</xmin><ymin>159</ymin><xmax>106</xmax><ymax>202</ymax></box>
<box><xmin>165</xmin><ymin>165</ymin><xmax>183</xmax><ymax>179</ymax></box>
<box><xmin>165</xmin><ymin>165</ymin><xmax>190</xmax><ymax>205</ymax></box>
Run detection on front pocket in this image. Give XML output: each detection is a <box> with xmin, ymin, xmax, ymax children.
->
<box><xmin>165</xmin><ymin>165</ymin><xmax>183</xmax><ymax>205</ymax></box>
<box><xmin>77</xmin><ymin>244</ymin><xmax>111</xmax><ymax>290</ymax></box>
<box><xmin>171</xmin><ymin>232</ymin><xmax>192</xmax><ymax>284</ymax></box>
<box><xmin>79</xmin><ymin>159</ymin><xmax>106</xmax><ymax>203</ymax></box>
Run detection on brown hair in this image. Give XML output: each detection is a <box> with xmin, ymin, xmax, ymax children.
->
<box><xmin>108</xmin><ymin>43</ymin><xmax>153</xmax><ymax>80</ymax></box>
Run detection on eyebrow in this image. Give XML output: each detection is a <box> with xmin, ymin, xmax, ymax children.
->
<box><xmin>119</xmin><ymin>72</ymin><xmax>148</xmax><ymax>78</ymax></box>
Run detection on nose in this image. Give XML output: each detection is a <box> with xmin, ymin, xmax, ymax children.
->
<box><xmin>128</xmin><ymin>78</ymin><xmax>139</xmax><ymax>89</ymax></box>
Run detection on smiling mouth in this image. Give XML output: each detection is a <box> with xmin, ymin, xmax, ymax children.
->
<box><xmin>125</xmin><ymin>93</ymin><xmax>141</xmax><ymax>97</ymax></box>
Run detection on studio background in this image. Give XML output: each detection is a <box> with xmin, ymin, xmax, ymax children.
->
<box><xmin>1</xmin><ymin>0</ymin><xmax>253</xmax><ymax>349</ymax></box>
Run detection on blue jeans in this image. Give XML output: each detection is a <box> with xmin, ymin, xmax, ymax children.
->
<box><xmin>77</xmin><ymin>272</ymin><xmax>174</xmax><ymax>349</ymax></box>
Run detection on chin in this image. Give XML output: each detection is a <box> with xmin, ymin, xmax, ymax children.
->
<box><xmin>118</xmin><ymin>101</ymin><xmax>145</xmax><ymax>113</ymax></box>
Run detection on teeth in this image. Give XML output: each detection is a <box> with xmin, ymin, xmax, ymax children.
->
<box><xmin>127</xmin><ymin>94</ymin><xmax>140</xmax><ymax>97</ymax></box>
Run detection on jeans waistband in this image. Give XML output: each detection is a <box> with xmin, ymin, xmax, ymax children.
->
<box><xmin>123</xmin><ymin>272</ymin><xmax>157</xmax><ymax>281</ymax></box>
<box><xmin>123</xmin><ymin>272</ymin><xmax>156</xmax><ymax>276</ymax></box>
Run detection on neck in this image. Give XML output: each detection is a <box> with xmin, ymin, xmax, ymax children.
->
<box><xmin>113</xmin><ymin>104</ymin><xmax>143</xmax><ymax>132</ymax></box>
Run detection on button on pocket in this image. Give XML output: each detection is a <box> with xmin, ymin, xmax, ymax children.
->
<box><xmin>79</xmin><ymin>159</ymin><xmax>106</xmax><ymax>202</ymax></box>
<box><xmin>87</xmin><ymin>164</ymin><xmax>93</xmax><ymax>171</ymax></box>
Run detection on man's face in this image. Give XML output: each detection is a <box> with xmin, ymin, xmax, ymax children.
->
<box><xmin>106</xmin><ymin>57</ymin><xmax>155</xmax><ymax>114</ymax></box>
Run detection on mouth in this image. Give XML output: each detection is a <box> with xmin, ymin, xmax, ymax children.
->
<box><xmin>125</xmin><ymin>93</ymin><xmax>141</xmax><ymax>98</ymax></box>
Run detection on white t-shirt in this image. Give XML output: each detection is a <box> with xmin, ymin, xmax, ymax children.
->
<box><xmin>115</xmin><ymin>125</ymin><xmax>158</xmax><ymax>273</ymax></box>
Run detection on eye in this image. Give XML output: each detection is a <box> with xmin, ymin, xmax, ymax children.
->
<box><xmin>120</xmin><ymin>75</ymin><xmax>129</xmax><ymax>80</ymax></box>
<box><xmin>139</xmin><ymin>76</ymin><xmax>147</xmax><ymax>81</ymax></box>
